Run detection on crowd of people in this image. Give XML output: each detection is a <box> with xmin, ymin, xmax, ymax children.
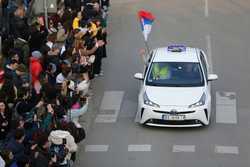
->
<box><xmin>0</xmin><ymin>0</ymin><xmax>110</xmax><ymax>166</ymax></box>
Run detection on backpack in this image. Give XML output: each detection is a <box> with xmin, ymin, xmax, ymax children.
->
<box><xmin>74</xmin><ymin>127</ymin><xmax>86</xmax><ymax>143</ymax></box>
<box><xmin>63</xmin><ymin>122</ymin><xmax>86</xmax><ymax>144</ymax></box>
<box><xmin>48</xmin><ymin>138</ymin><xmax>68</xmax><ymax>165</ymax></box>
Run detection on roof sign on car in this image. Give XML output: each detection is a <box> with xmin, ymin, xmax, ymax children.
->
<box><xmin>167</xmin><ymin>45</ymin><xmax>186</xmax><ymax>52</ymax></box>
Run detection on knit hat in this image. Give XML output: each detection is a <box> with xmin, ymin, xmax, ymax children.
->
<box><xmin>32</xmin><ymin>51</ymin><xmax>42</xmax><ymax>59</ymax></box>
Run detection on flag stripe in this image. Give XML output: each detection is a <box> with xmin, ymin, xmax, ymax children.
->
<box><xmin>143</xmin><ymin>19</ymin><xmax>153</xmax><ymax>25</ymax></box>
<box><xmin>138</xmin><ymin>10</ymin><xmax>155</xmax><ymax>21</ymax></box>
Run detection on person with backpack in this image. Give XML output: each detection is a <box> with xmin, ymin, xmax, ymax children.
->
<box><xmin>48</xmin><ymin>129</ymin><xmax>78</xmax><ymax>166</ymax></box>
<box><xmin>61</xmin><ymin>121</ymin><xmax>86</xmax><ymax>144</ymax></box>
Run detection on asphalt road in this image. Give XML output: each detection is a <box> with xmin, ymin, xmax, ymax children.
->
<box><xmin>74</xmin><ymin>0</ymin><xmax>250</xmax><ymax>167</ymax></box>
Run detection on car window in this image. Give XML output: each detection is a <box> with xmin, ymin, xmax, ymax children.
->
<box><xmin>200</xmin><ymin>52</ymin><xmax>208</xmax><ymax>80</ymax></box>
<box><xmin>146</xmin><ymin>62</ymin><xmax>204</xmax><ymax>87</ymax></box>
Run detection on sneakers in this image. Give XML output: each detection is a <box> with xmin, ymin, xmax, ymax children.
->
<box><xmin>94</xmin><ymin>71</ymin><xmax>104</xmax><ymax>77</ymax></box>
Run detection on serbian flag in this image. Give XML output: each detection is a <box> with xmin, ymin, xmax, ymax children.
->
<box><xmin>138</xmin><ymin>10</ymin><xmax>155</xmax><ymax>41</ymax></box>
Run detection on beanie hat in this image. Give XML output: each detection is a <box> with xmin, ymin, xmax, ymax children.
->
<box><xmin>32</xmin><ymin>51</ymin><xmax>42</xmax><ymax>59</ymax></box>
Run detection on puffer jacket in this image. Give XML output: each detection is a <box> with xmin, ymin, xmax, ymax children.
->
<box><xmin>30</xmin><ymin>57</ymin><xmax>43</xmax><ymax>85</ymax></box>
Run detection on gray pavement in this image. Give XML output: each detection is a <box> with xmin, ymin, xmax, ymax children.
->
<box><xmin>74</xmin><ymin>0</ymin><xmax>250</xmax><ymax>167</ymax></box>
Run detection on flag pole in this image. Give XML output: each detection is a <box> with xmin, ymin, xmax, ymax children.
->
<box><xmin>144</xmin><ymin>40</ymin><xmax>150</xmax><ymax>54</ymax></box>
<box><xmin>138</xmin><ymin>10</ymin><xmax>155</xmax><ymax>55</ymax></box>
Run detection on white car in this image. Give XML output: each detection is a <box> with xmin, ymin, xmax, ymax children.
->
<box><xmin>134</xmin><ymin>45</ymin><xmax>218</xmax><ymax>127</ymax></box>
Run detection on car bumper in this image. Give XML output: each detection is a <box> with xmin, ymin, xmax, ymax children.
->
<box><xmin>139</xmin><ymin>106</ymin><xmax>209</xmax><ymax>127</ymax></box>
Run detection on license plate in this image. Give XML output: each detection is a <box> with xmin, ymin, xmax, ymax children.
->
<box><xmin>162</xmin><ymin>114</ymin><xmax>185</xmax><ymax>121</ymax></box>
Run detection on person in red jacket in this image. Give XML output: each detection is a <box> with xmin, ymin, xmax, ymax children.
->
<box><xmin>30</xmin><ymin>51</ymin><xmax>43</xmax><ymax>94</ymax></box>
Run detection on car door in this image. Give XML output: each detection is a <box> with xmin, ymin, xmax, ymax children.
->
<box><xmin>199</xmin><ymin>50</ymin><xmax>212</xmax><ymax>117</ymax></box>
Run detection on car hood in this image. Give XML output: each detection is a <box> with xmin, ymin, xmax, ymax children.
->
<box><xmin>145</xmin><ymin>86</ymin><xmax>204</xmax><ymax>106</ymax></box>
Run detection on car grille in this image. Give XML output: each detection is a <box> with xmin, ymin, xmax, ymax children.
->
<box><xmin>146</xmin><ymin>119</ymin><xmax>203</xmax><ymax>126</ymax></box>
<box><xmin>153</xmin><ymin>110</ymin><xmax>195</xmax><ymax>114</ymax></box>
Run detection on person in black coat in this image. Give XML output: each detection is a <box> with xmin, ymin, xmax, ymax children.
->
<box><xmin>10</xmin><ymin>5</ymin><xmax>30</xmax><ymax>42</ymax></box>
<box><xmin>0</xmin><ymin>101</ymin><xmax>11</xmax><ymax>144</ymax></box>
<box><xmin>29</xmin><ymin>20</ymin><xmax>48</xmax><ymax>52</ymax></box>
<box><xmin>4</xmin><ymin>59</ymin><xmax>19</xmax><ymax>82</ymax></box>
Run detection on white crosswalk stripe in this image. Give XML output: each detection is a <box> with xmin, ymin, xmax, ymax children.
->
<box><xmin>215</xmin><ymin>146</ymin><xmax>239</xmax><ymax>155</ymax></box>
<box><xmin>85</xmin><ymin>145</ymin><xmax>109</xmax><ymax>152</ymax></box>
<box><xmin>216</xmin><ymin>91</ymin><xmax>237</xmax><ymax>124</ymax></box>
<box><xmin>128</xmin><ymin>145</ymin><xmax>152</xmax><ymax>152</ymax></box>
<box><xmin>172</xmin><ymin>145</ymin><xmax>195</xmax><ymax>153</ymax></box>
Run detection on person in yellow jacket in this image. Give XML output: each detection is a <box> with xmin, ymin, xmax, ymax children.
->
<box><xmin>87</xmin><ymin>21</ymin><xmax>99</xmax><ymax>38</ymax></box>
<box><xmin>152</xmin><ymin>63</ymin><xmax>171</xmax><ymax>80</ymax></box>
<box><xmin>72</xmin><ymin>11</ymin><xmax>83</xmax><ymax>30</ymax></box>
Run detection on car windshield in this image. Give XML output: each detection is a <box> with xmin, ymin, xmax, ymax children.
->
<box><xmin>146</xmin><ymin>62</ymin><xmax>204</xmax><ymax>87</ymax></box>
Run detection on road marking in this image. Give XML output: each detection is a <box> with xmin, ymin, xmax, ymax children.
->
<box><xmin>173</xmin><ymin>145</ymin><xmax>195</xmax><ymax>153</ymax></box>
<box><xmin>215</xmin><ymin>146</ymin><xmax>239</xmax><ymax>155</ymax></box>
<box><xmin>95</xmin><ymin>115</ymin><xmax>117</xmax><ymax>123</ymax></box>
<box><xmin>204</xmin><ymin>0</ymin><xmax>209</xmax><ymax>17</ymax></box>
<box><xmin>128</xmin><ymin>145</ymin><xmax>152</xmax><ymax>152</ymax></box>
<box><xmin>216</xmin><ymin>91</ymin><xmax>237</xmax><ymax>124</ymax></box>
<box><xmin>85</xmin><ymin>145</ymin><xmax>109</xmax><ymax>152</ymax></box>
<box><xmin>95</xmin><ymin>91</ymin><xmax>124</xmax><ymax>123</ymax></box>
<box><xmin>206</xmin><ymin>34</ymin><xmax>213</xmax><ymax>73</ymax></box>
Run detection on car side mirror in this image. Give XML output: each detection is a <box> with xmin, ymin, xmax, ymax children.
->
<box><xmin>208</xmin><ymin>74</ymin><xmax>218</xmax><ymax>81</ymax></box>
<box><xmin>134</xmin><ymin>73</ymin><xmax>144</xmax><ymax>80</ymax></box>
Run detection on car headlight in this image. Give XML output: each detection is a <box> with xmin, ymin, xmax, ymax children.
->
<box><xmin>143</xmin><ymin>92</ymin><xmax>160</xmax><ymax>108</ymax></box>
<box><xmin>188</xmin><ymin>93</ymin><xmax>206</xmax><ymax>108</ymax></box>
